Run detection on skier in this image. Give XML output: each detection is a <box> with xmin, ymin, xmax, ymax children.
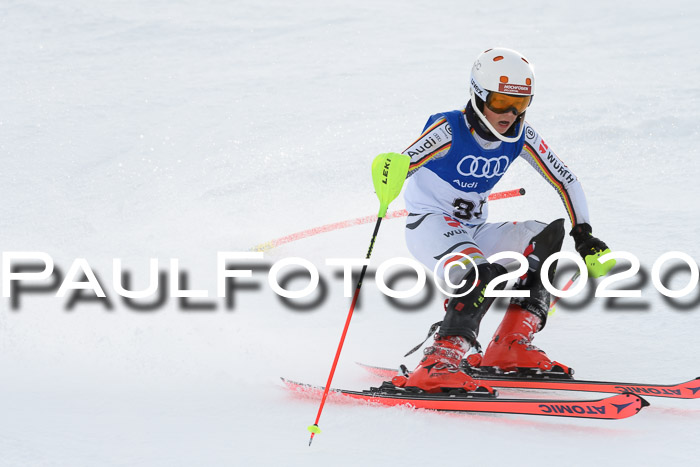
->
<box><xmin>395</xmin><ymin>48</ymin><xmax>614</xmax><ymax>393</ymax></box>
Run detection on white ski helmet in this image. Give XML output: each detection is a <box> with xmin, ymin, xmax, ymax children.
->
<box><xmin>470</xmin><ymin>48</ymin><xmax>535</xmax><ymax>143</ymax></box>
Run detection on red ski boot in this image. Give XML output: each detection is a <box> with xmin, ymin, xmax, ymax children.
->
<box><xmin>479</xmin><ymin>305</ymin><xmax>572</xmax><ymax>374</ymax></box>
<box><xmin>393</xmin><ymin>334</ymin><xmax>488</xmax><ymax>393</ymax></box>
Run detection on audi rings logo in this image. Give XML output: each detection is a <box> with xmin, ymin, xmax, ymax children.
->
<box><xmin>456</xmin><ymin>155</ymin><xmax>510</xmax><ymax>178</ymax></box>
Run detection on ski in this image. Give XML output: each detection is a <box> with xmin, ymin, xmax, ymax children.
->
<box><xmin>356</xmin><ymin>362</ymin><xmax>700</xmax><ymax>400</ymax></box>
<box><xmin>282</xmin><ymin>377</ymin><xmax>648</xmax><ymax>420</ymax></box>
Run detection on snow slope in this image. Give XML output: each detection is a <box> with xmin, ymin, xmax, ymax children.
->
<box><xmin>1</xmin><ymin>0</ymin><xmax>699</xmax><ymax>465</ymax></box>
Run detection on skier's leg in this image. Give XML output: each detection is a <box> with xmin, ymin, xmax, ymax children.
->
<box><xmin>404</xmin><ymin>212</ymin><xmax>491</xmax><ymax>286</ymax></box>
<box><xmin>476</xmin><ymin>218</ymin><xmax>573</xmax><ymax>373</ymax></box>
<box><xmin>438</xmin><ymin>261</ymin><xmax>507</xmax><ymax>345</ymax></box>
<box><xmin>401</xmin><ymin>213</ymin><xmax>504</xmax><ymax>391</ymax></box>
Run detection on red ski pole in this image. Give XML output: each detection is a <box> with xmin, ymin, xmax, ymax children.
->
<box><xmin>548</xmin><ymin>270</ymin><xmax>581</xmax><ymax>315</ymax></box>
<box><xmin>251</xmin><ymin>188</ymin><xmax>525</xmax><ymax>253</ymax></box>
<box><xmin>307</xmin><ymin>152</ymin><xmax>410</xmax><ymax>446</ymax></box>
<box><xmin>487</xmin><ymin>187</ymin><xmax>525</xmax><ymax>201</ymax></box>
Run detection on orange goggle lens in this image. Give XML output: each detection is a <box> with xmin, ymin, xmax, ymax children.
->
<box><xmin>485</xmin><ymin>92</ymin><xmax>532</xmax><ymax>115</ymax></box>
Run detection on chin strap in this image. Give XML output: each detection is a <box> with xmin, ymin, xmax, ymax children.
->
<box><xmin>465</xmin><ymin>101</ymin><xmax>500</xmax><ymax>142</ymax></box>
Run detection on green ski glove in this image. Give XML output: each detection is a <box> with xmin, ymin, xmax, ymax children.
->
<box><xmin>570</xmin><ymin>223</ymin><xmax>615</xmax><ymax>278</ymax></box>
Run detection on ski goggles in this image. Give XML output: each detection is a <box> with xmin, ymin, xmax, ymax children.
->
<box><xmin>485</xmin><ymin>92</ymin><xmax>532</xmax><ymax>115</ymax></box>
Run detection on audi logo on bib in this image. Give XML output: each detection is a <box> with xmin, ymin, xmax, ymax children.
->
<box><xmin>456</xmin><ymin>155</ymin><xmax>510</xmax><ymax>178</ymax></box>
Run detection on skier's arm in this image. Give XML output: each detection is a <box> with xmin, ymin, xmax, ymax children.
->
<box><xmin>518</xmin><ymin>123</ymin><xmax>590</xmax><ymax>227</ymax></box>
<box><xmin>519</xmin><ymin>123</ymin><xmax>613</xmax><ymax>277</ymax></box>
<box><xmin>402</xmin><ymin>116</ymin><xmax>453</xmax><ymax>178</ymax></box>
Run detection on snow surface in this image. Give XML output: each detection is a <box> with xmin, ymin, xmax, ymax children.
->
<box><xmin>1</xmin><ymin>0</ymin><xmax>700</xmax><ymax>465</ymax></box>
